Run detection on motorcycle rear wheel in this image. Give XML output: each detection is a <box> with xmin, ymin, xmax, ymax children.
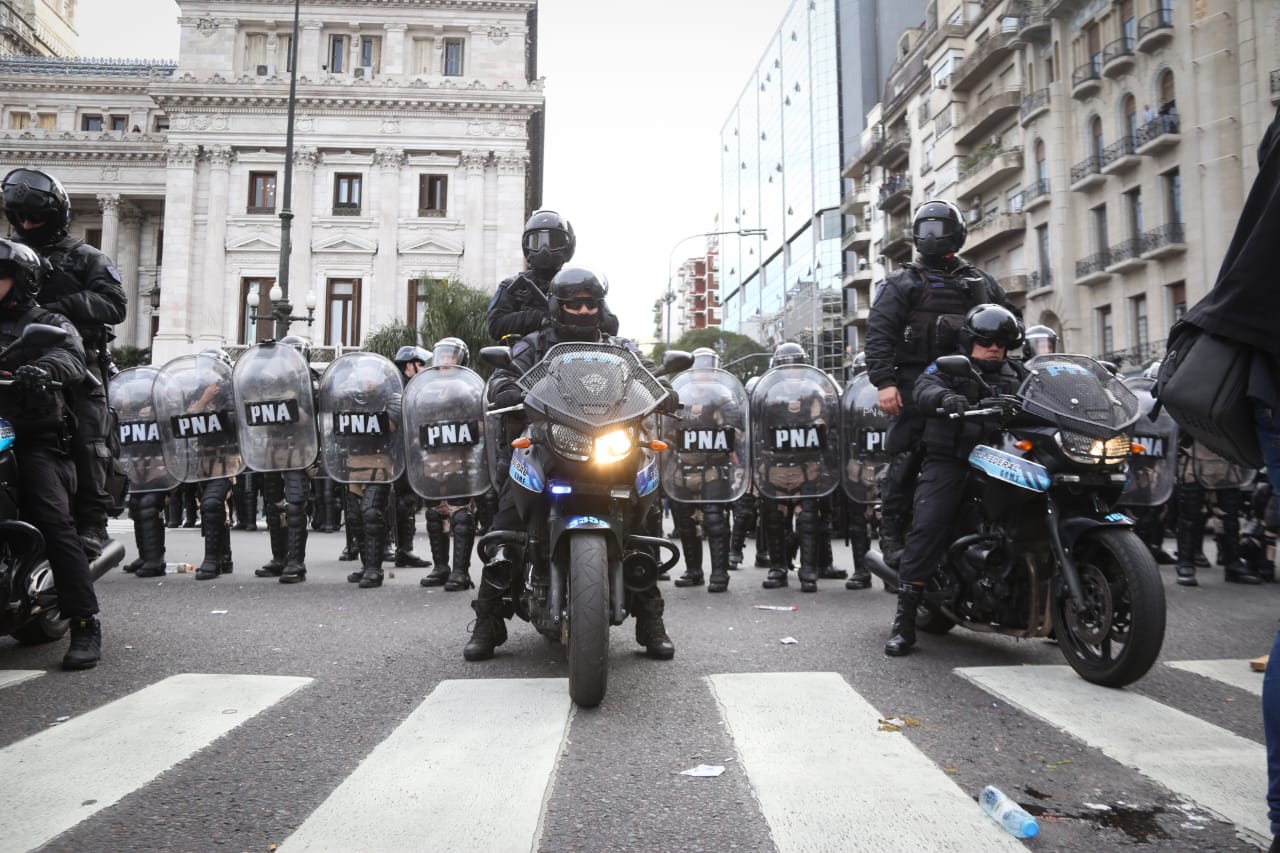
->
<box><xmin>1054</xmin><ymin>528</ymin><xmax>1166</xmax><ymax>687</ymax></box>
<box><xmin>567</xmin><ymin>533</ymin><xmax>610</xmax><ymax>708</ymax></box>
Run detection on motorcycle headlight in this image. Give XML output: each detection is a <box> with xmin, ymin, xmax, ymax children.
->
<box><xmin>593</xmin><ymin>428</ymin><xmax>635</xmax><ymax>465</ymax></box>
<box><xmin>1055</xmin><ymin>430</ymin><xmax>1131</xmax><ymax>465</ymax></box>
<box><xmin>549</xmin><ymin>423</ymin><xmax>592</xmax><ymax>461</ymax></box>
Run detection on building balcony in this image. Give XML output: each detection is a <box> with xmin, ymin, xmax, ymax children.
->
<box><xmin>840</xmin><ymin>183</ymin><xmax>871</xmax><ymax>214</ymax></box>
<box><xmin>1135</xmin><ymin>9</ymin><xmax>1173</xmax><ymax>53</ymax></box>
<box><xmin>1019</xmin><ymin>87</ymin><xmax>1051</xmax><ymax>126</ymax></box>
<box><xmin>1028</xmin><ymin>269</ymin><xmax>1053</xmax><ymax>291</ymax></box>
<box><xmin>848</xmin><ymin>265</ymin><xmax>874</xmax><ymax>287</ymax></box>
<box><xmin>1074</xmin><ymin>251</ymin><xmax>1112</xmax><ymax>285</ymax></box>
<box><xmin>1002</xmin><ymin>270</ymin><xmax>1030</xmax><ymax>296</ymax></box>
<box><xmin>1071</xmin><ymin>56</ymin><xmax>1102</xmax><ymax>100</ymax></box>
<box><xmin>1272</xmin><ymin>70</ymin><xmax>1280</xmax><ymax>106</ymax></box>
<box><xmin>956</xmin><ymin>148</ymin><xmax>1023</xmax><ymax>202</ymax></box>
<box><xmin>1044</xmin><ymin>0</ymin><xmax>1089</xmax><ymax>16</ymax></box>
<box><xmin>1140</xmin><ymin>222</ymin><xmax>1187</xmax><ymax>259</ymax></box>
<box><xmin>1069</xmin><ymin>154</ymin><xmax>1106</xmax><ymax>191</ymax></box>
<box><xmin>882</xmin><ymin>225</ymin><xmax>914</xmax><ymax>261</ymax></box>
<box><xmin>1135</xmin><ymin>116</ymin><xmax>1180</xmax><ymax>154</ymax></box>
<box><xmin>883</xmin><ymin>56</ymin><xmax>929</xmax><ymax>120</ymax></box>
<box><xmin>950</xmin><ymin>29</ymin><xmax>1019</xmax><ymax>93</ymax></box>
<box><xmin>877</xmin><ymin>127</ymin><xmax>910</xmax><ymax>169</ymax></box>
<box><xmin>922</xmin><ymin>23</ymin><xmax>967</xmax><ymax>58</ymax></box>
<box><xmin>1105</xmin><ymin>238</ymin><xmax>1147</xmax><ymax>274</ymax></box>
<box><xmin>1100</xmin><ymin>135</ymin><xmax>1141</xmax><ymax>174</ymax></box>
<box><xmin>965</xmin><ymin>211</ymin><xmax>1026</xmax><ymax>254</ymax></box>
<box><xmin>1101</xmin><ymin>36</ymin><xmax>1135</xmax><ymax>78</ymax></box>
<box><xmin>877</xmin><ymin>175</ymin><xmax>912</xmax><ymax>213</ymax></box>
<box><xmin>1020</xmin><ymin>178</ymin><xmax>1051</xmax><ymax>212</ymax></box>
<box><xmin>843</xmin><ymin>130</ymin><xmax>883</xmax><ymax>175</ymax></box>
<box><xmin>953</xmin><ymin>87</ymin><xmax>1023</xmax><ymax>147</ymax></box>
<box><xmin>1015</xmin><ymin>6</ymin><xmax>1051</xmax><ymax>42</ymax></box>
<box><xmin>841</xmin><ymin>222</ymin><xmax>872</xmax><ymax>254</ymax></box>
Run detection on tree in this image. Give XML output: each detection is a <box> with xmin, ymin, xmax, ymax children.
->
<box><xmin>362</xmin><ymin>278</ymin><xmax>496</xmax><ymax>379</ymax></box>
<box><xmin>651</xmin><ymin>328</ymin><xmax>770</xmax><ymax>384</ymax></box>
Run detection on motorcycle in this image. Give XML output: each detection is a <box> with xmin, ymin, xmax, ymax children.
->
<box><xmin>478</xmin><ymin>342</ymin><xmax>691</xmax><ymax>708</ymax></box>
<box><xmin>1</xmin><ymin>324</ymin><xmax>124</xmax><ymax>644</ymax></box>
<box><xmin>867</xmin><ymin>352</ymin><xmax>1167</xmax><ymax>687</ymax></box>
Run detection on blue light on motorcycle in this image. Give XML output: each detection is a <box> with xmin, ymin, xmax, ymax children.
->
<box><xmin>550</xmin><ymin>482</ymin><xmax>573</xmax><ymax>495</ymax></box>
<box><xmin>0</xmin><ymin>418</ymin><xmax>13</xmax><ymax>452</ymax></box>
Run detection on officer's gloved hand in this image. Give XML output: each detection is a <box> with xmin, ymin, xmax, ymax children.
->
<box><xmin>978</xmin><ymin>395</ymin><xmax>1021</xmax><ymax>416</ymax></box>
<box><xmin>657</xmin><ymin>389</ymin><xmax>681</xmax><ymax>416</ymax></box>
<box><xmin>13</xmin><ymin>364</ymin><xmax>50</xmax><ymax>393</ymax></box>
<box><xmin>938</xmin><ymin>393</ymin><xmax>968</xmax><ymax>415</ymax></box>
<box><xmin>490</xmin><ymin>387</ymin><xmax>524</xmax><ymax>409</ymax></box>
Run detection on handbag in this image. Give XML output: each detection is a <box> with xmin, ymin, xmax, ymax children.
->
<box><xmin>1154</xmin><ymin>320</ymin><xmax>1262</xmax><ymax>469</ymax></box>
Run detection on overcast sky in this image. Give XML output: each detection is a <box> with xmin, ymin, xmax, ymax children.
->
<box><xmin>78</xmin><ymin>0</ymin><xmax>792</xmax><ymax>345</ymax></box>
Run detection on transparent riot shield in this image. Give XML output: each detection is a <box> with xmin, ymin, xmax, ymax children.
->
<box><xmin>1192</xmin><ymin>440</ymin><xmax>1258</xmax><ymax>491</ymax></box>
<box><xmin>317</xmin><ymin>352</ymin><xmax>405</xmax><ymax>484</ymax></box>
<box><xmin>109</xmin><ymin>365</ymin><xmax>179</xmax><ymax>493</ymax></box>
<box><xmin>749</xmin><ymin>363</ymin><xmax>840</xmax><ymax>500</ymax></box>
<box><xmin>232</xmin><ymin>341</ymin><xmax>318</xmax><ymax>472</ymax></box>
<box><xmin>403</xmin><ymin>363</ymin><xmax>490</xmax><ymax>501</ymax></box>
<box><xmin>840</xmin><ymin>372</ymin><xmax>892</xmax><ymax>504</ymax></box>
<box><xmin>153</xmin><ymin>353</ymin><xmax>245</xmax><ymax>483</ymax></box>
<box><xmin>660</xmin><ymin>366</ymin><xmax>750</xmax><ymax>504</ymax></box>
<box><xmin>1119</xmin><ymin>377</ymin><xmax>1178</xmax><ymax>507</ymax></box>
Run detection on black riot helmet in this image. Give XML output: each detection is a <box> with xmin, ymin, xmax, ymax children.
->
<box><xmin>279</xmin><ymin>334</ymin><xmax>312</xmax><ymax>364</ymax></box>
<box><xmin>850</xmin><ymin>351</ymin><xmax>868</xmax><ymax>375</ymax></box>
<box><xmin>1022</xmin><ymin>324</ymin><xmax>1058</xmax><ymax>358</ymax></box>
<box><xmin>546</xmin><ymin>265</ymin><xmax>607</xmax><ymax>340</ymax></box>
<box><xmin>393</xmin><ymin>345</ymin><xmax>431</xmax><ymax>369</ymax></box>
<box><xmin>432</xmin><ymin>337</ymin><xmax>469</xmax><ymax>367</ymax></box>
<box><xmin>0</xmin><ymin>237</ymin><xmax>46</xmax><ymax>303</ymax></box>
<box><xmin>691</xmin><ymin>347</ymin><xmax>720</xmax><ymax>370</ymax></box>
<box><xmin>958</xmin><ymin>304</ymin><xmax>1023</xmax><ymax>355</ymax></box>
<box><xmin>200</xmin><ymin>347</ymin><xmax>233</xmax><ymax>368</ymax></box>
<box><xmin>2</xmin><ymin>168</ymin><xmax>71</xmax><ymax>245</ymax></box>
<box><xmin>522</xmin><ymin>209</ymin><xmax>576</xmax><ymax>276</ymax></box>
<box><xmin>771</xmin><ymin>341</ymin><xmax>807</xmax><ymax>367</ymax></box>
<box><xmin>911</xmin><ymin>199</ymin><xmax>966</xmax><ymax>264</ymax></box>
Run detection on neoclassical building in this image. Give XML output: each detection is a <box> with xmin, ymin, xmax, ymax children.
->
<box><xmin>0</xmin><ymin>0</ymin><xmax>544</xmax><ymax>364</ymax></box>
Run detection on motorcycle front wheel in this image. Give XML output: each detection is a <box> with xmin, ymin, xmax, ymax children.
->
<box><xmin>567</xmin><ymin>533</ymin><xmax>610</xmax><ymax>708</ymax></box>
<box><xmin>1053</xmin><ymin>528</ymin><xmax>1166</xmax><ymax>687</ymax></box>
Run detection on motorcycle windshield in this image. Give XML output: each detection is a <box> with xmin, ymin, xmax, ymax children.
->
<box><xmin>1019</xmin><ymin>354</ymin><xmax>1141</xmax><ymax>439</ymax></box>
<box><xmin>516</xmin><ymin>343</ymin><xmax>668</xmax><ymax>435</ymax></box>
<box><xmin>1118</xmin><ymin>377</ymin><xmax>1178</xmax><ymax>507</ymax></box>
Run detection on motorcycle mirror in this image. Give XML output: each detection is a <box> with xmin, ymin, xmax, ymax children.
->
<box><xmin>1098</xmin><ymin>360</ymin><xmax>1120</xmax><ymax>375</ymax></box>
<box><xmin>656</xmin><ymin>350</ymin><xmax>694</xmax><ymax>377</ymax></box>
<box><xmin>934</xmin><ymin>355</ymin><xmax>972</xmax><ymax>377</ymax></box>
<box><xmin>479</xmin><ymin>345</ymin><xmax>513</xmax><ymax>370</ymax></box>
<box><xmin>0</xmin><ymin>322</ymin><xmax>68</xmax><ymax>360</ymax></box>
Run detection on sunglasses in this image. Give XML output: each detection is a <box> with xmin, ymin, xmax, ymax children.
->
<box><xmin>562</xmin><ymin>298</ymin><xmax>599</xmax><ymax>311</ymax></box>
<box><xmin>973</xmin><ymin>336</ymin><xmax>1008</xmax><ymax>349</ymax></box>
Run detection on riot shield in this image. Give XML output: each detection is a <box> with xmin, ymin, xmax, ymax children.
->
<box><xmin>317</xmin><ymin>352</ymin><xmax>405</xmax><ymax>484</ymax></box>
<box><xmin>1192</xmin><ymin>440</ymin><xmax>1258</xmax><ymax>490</ymax></box>
<box><xmin>403</xmin><ymin>363</ymin><xmax>490</xmax><ymax>501</ymax></box>
<box><xmin>660</xmin><ymin>367</ymin><xmax>750</xmax><ymax>504</ymax></box>
<box><xmin>1118</xmin><ymin>376</ymin><xmax>1178</xmax><ymax>507</ymax></box>
<box><xmin>840</xmin><ymin>372</ymin><xmax>892</xmax><ymax>504</ymax></box>
<box><xmin>109</xmin><ymin>365</ymin><xmax>179</xmax><ymax>493</ymax></box>
<box><xmin>233</xmin><ymin>341</ymin><xmax>318</xmax><ymax>472</ymax></box>
<box><xmin>152</xmin><ymin>353</ymin><xmax>245</xmax><ymax>482</ymax></box>
<box><xmin>749</xmin><ymin>363</ymin><xmax>840</xmax><ymax>500</ymax></box>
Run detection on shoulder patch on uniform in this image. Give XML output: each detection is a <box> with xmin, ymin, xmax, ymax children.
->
<box><xmin>924</xmin><ymin>364</ymin><xmax>938</xmax><ymax>374</ymax></box>
<box><xmin>105</xmin><ymin>264</ymin><xmax>122</xmax><ymax>283</ymax></box>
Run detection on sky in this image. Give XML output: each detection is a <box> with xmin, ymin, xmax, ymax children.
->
<box><xmin>77</xmin><ymin>0</ymin><xmax>792</xmax><ymax>345</ymax></box>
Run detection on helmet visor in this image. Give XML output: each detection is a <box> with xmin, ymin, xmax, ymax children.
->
<box><xmin>2</xmin><ymin>170</ymin><xmax>58</xmax><ymax>196</ymax></box>
<box><xmin>1027</xmin><ymin>335</ymin><xmax>1057</xmax><ymax>355</ymax></box>
<box><xmin>523</xmin><ymin>230</ymin><xmax>570</xmax><ymax>252</ymax></box>
<box><xmin>914</xmin><ymin>219</ymin><xmax>954</xmax><ymax>241</ymax></box>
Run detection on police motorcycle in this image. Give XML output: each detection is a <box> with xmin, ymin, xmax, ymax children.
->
<box><xmin>0</xmin><ymin>324</ymin><xmax>124</xmax><ymax>643</ymax></box>
<box><xmin>153</xmin><ymin>351</ymin><xmax>245</xmax><ymax>483</ymax></box>
<box><xmin>477</xmin><ymin>343</ymin><xmax>691</xmax><ymax>708</ymax></box>
<box><xmin>866</xmin><ymin>352</ymin><xmax>1166</xmax><ymax>687</ymax></box>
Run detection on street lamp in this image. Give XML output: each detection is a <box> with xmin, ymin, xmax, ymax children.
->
<box><xmin>665</xmin><ymin>227</ymin><xmax>766</xmax><ymax>347</ymax></box>
<box><xmin>247</xmin><ymin>285</ymin><xmax>317</xmax><ymax>330</ymax></box>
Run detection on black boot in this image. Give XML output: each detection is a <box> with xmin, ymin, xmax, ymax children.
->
<box><xmin>196</xmin><ymin>525</ymin><xmax>223</xmax><ymax>581</ymax></box>
<box><xmin>884</xmin><ymin>583</ymin><xmax>922</xmax><ymax>656</ymax></box>
<box><xmin>762</xmin><ymin>567</ymin><xmax>788</xmax><ymax>589</ymax></box>
<box><xmin>62</xmin><ymin>616</ymin><xmax>102</xmax><ymax>670</ymax></box>
<box><xmin>421</xmin><ymin>508</ymin><xmax>452</xmax><ymax>585</ymax></box>
<box><xmin>463</xmin><ymin>597</ymin><xmax>508</xmax><ymax>661</ymax></box>
<box><xmin>1220</xmin><ymin>512</ymin><xmax>1261</xmax><ymax>583</ymax></box>
<box><xmin>673</xmin><ymin>506</ymin><xmax>703</xmax><ymax>586</ymax></box>
<box><xmin>632</xmin><ymin>594</ymin><xmax>675</xmax><ymax>660</ymax></box>
<box><xmin>219</xmin><ymin>527</ymin><xmax>233</xmax><ymax>574</ymax></box>
<box><xmin>357</xmin><ymin>498</ymin><xmax>384</xmax><ymax>589</ymax></box>
<box><xmin>674</xmin><ymin>568</ymin><xmax>704</xmax><ymax>587</ymax></box>
<box><xmin>256</xmin><ymin>526</ymin><xmax>287</xmax><ymax>577</ymax></box>
<box><xmin>341</xmin><ymin>490</ymin><xmax>361</xmax><ymax>568</ymax></box>
<box><xmin>133</xmin><ymin>494</ymin><xmax>166</xmax><ymax>577</ymax></box>
<box><xmin>815</xmin><ymin>527</ymin><xmax>845</xmax><ymax>579</ymax></box>
<box><xmin>705</xmin><ymin>504</ymin><xmax>731</xmax><ymax>593</ymax></box>
<box><xmin>880</xmin><ymin>513</ymin><xmax>906</xmax><ymax>569</ymax></box>
<box><xmin>394</xmin><ymin>495</ymin><xmax>430</xmax><ymax>567</ymax></box>
<box><xmin>280</xmin><ymin>508</ymin><xmax>307</xmax><ymax>584</ymax></box>
<box><xmin>444</xmin><ymin>508</ymin><xmax>475</xmax><ymax>591</ymax></box>
<box><xmin>1175</xmin><ymin>511</ymin><xmax>1200</xmax><ymax>587</ymax></box>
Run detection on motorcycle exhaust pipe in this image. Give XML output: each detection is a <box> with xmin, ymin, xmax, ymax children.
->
<box><xmin>90</xmin><ymin>539</ymin><xmax>126</xmax><ymax>581</ymax></box>
<box><xmin>865</xmin><ymin>549</ymin><xmax>901</xmax><ymax>588</ymax></box>
<box><xmin>622</xmin><ymin>549</ymin><xmax>659</xmax><ymax>592</ymax></box>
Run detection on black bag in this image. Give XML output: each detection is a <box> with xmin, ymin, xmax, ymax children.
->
<box><xmin>1154</xmin><ymin>321</ymin><xmax>1262</xmax><ymax>469</ymax></box>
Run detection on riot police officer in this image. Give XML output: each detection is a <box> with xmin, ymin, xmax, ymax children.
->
<box><xmin>191</xmin><ymin>349</ymin><xmax>237</xmax><ymax>581</ymax></box>
<box><xmin>486</xmin><ymin>210</ymin><xmax>618</xmax><ymax>341</ymax></box>
<box><xmin>390</xmin><ymin>345</ymin><xmax>433</xmax><ymax>571</ymax></box>
<box><xmin>885</xmin><ymin>305</ymin><xmax>1026</xmax><ymax>656</ymax></box>
<box><xmin>840</xmin><ymin>350</ymin><xmax>878</xmax><ymax>591</ymax></box>
<box><xmin>865</xmin><ymin>199</ymin><xmax>1016</xmax><ymax>569</ymax></box>
<box><xmin>1021</xmin><ymin>324</ymin><xmax>1058</xmax><ymax>360</ymax></box>
<box><xmin>2</xmin><ymin>168</ymin><xmax>127</xmax><ymax>558</ymax></box>
<box><xmin>0</xmin><ymin>238</ymin><xmax>102</xmax><ymax>669</ymax></box>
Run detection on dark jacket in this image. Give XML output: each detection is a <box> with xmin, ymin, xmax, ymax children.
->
<box><xmin>913</xmin><ymin>355</ymin><xmax>1026</xmax><ymax>459</ymax></box>
<box><xmin>31</xmin><ymin>236</ymin><xmax>127</xmax><ymax>354</ymax></box>
<box><xmin>487</xmin><ymin>270</ymin><xmax>620</xmax><ymax>341</ymax></box>
<box><xmin>0</xmin><ymin>299</ymin><xmax>87</xmax><ymax>438</ymax></box>
<box><xmin>487</xmin><ymin>324</ymin><xmax>658</xmax><ymax>410</ymax></box>
<box><xmin>865</xmin><ymin>257</ymin><xmax>1017</xmax><ymax>392</ymax></box>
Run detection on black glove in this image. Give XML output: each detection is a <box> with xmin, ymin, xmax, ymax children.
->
<box><xmin>938</xmin><ymin>393</ymin><xmax>968</xmax><ymax>415</ymax></box>
<box><xmin>13</xmin><ymin>364</ymin><xmax>50</xmax><ymax>393</ymax></box>
<box><xmin>657</xmin><ymin>389</ymin><xmax>680</xmax><ymax>416</ymax></box>
<box><xmin>490</xmin><ymin>386</ymin><xmax>524</xmax><ymax>409</ymax></box>
<box><xmin>978</xmin><ymin>395</ymin><xmax>1020</xmax><ymax>415</ymax></box>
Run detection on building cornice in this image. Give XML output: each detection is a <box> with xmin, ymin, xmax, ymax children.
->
<box><xmin>184</xmin><ymin>0</ymin><xmax>536</xmax><ymax>10</ymax></box>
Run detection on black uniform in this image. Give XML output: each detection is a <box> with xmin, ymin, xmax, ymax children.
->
<box><xmin>487</xmin><ymin>270</ymin><xmax>619</xmax><ymax>341</ymax></box>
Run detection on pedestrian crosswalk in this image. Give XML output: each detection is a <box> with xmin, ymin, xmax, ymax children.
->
<box><xmin>0</xmin><ymin>662</ymin><xmax>1268</xmax><ymax>851</ymax></box>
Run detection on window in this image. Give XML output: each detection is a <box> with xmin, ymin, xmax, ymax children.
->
<box><xmin>333</xmin><ymin>173</ymin><xmax>362</xmax><ymax>214</ymax></box>
<box><xmin>282</xmin><ymin>35</ymin><xmax>294</xmax><ymax>72</ymax></box>
<box><xmin>1091</xmin><ymin>204</ymin><xmax>1108</xmax><ymax>254</ymax></box>
<box><xmin>81</xmin><ymin>114</ymin><xmax>103</xmax><ymax>131</ymax></box>
<box><xmin>1131</xmin><ymin>294</ymin><xmax>1148</xmax><ymax>353</ymax></box>
<box><xmin>109</xmin><ymin>115</ymin><xmax>127</xmax><ymax>132</ymax></box>
<box><xmin>419</xmin><ymin>174</ymin><xmax>448</xmax><ymax>216</ymax></box>
<box><xmin>1035</xmin><ymin>139</ymin><xmax>1048</xmax><ymax>184</ymax></box>
<box><xmin>1168</xmin><ymin>281</ymin><xmax>1186</xmax><ymax>323</ymax></box>
<box><xmin>358</xmin><ymin>36</ymin><xmax>381</xmax><ymax>72</ymax></box>
<box><xmin>248</xmin><ymin>171</ymin><xmax>277</xmax><ymax>213</ymax></box>
<box><xmin>412</xmin><ymin>38</ymin><xmax>432</xmax><ymax>74</ymax></box>
<box><xmin>409</xmin><ymin>277</ymin><xmax>446</xmax><ymax>330</ymax></box>
<box><xmin>443</xmin><ymin>38</ymin><xmax>464</xmax><ymax>76</ymax></box>
<box><xmin>1124</xmin><ymin>188</ymin><xmax>1143</xmax><ymax>239</ymax></box>
<box><xmin>245</xmin><ymin>32</ymin><xmax>268</xmax><ymax>70</ymax></box>
<box><xmin>1036</xmin><ymin>224</ymin><xmax>1051</xmax><ymax>278</ymax></box>
<box><xmin>1122</xmin><ymin>94</ymin><xmax>1137</xmax><ymax>141</ymax></box>
<box><xmin>1097</xmin><ymin>305</ymin><xmax>1114</xmax><ymax>355</ymax></box>
<box><xmin>1007</xmin><ymin>183</ymin><xmax>1023</xmax><ymax>213</ymax></box>
<box><xmin>1163</xmin><ymin>168</ymin><xmax>1182</xmax><ymax>224</ymax></box>
<box><xmin>8</xmin><ymin>112</ymin><xmax>28</xmax><ymax>129</ymax></box>
<box><xmin>326</xmin><ymin>278</ymin><xmax>361</xmax><ymax>346</ymax></box>
<box><xmin>1089</xmin><ymin>115</ymin><xmax>1104</xmax><ymax>162</ymax></box>
<box><xmin>329</xmin><ymin>35</ymin><xmax>347</xmax><ymax>73</ymax></box>
<box><xmin>84</xmin><ymin>228</ymin><xmax>101</xmax><ymax>249</ymax></box>
<box><xmin>240</xmin><ymin>278</ymin><xmax>275</xmax><ymax>344</ymax></box>
<box><xmin>37</xmin><ymin>113</ymin><xmax>55</xmax><ymax>130</ymax></box>
<box><xmin>152</xmin><ymin>115</ymin><xmax>169</xmax><ymax>133</ymax></box>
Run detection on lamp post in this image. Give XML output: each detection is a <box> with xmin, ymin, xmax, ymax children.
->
<box><xmin>664</xmin><ymin>227</ymin><xmax>766</xmax><ymax>347</ymax></box>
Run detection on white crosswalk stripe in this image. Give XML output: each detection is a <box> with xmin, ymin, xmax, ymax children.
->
<box><xmin>0</xmin><ymin>669</ymin><xmax>43</xmax><ymax>690</ymax></box>
<box><xmin>1167</xmin><ymin>659</ymin><xmax>1265</xmax><ymax>697</ymax></box>
<box><xmin>0</xmin><ymin>672</ymin><xmax>312</xmax><ymax>853</ymax></box>
<box><xmin>956</xmin><ymin>664</ymin><xmax>1269</xmax><ymax>842</ymax></box>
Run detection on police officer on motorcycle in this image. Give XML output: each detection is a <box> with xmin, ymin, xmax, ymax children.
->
<box><xmin>865</xmin><ymin>199</ymin><xmax>1016</xmax><ymax>569</ymax></box>
<box><xmin>2</xmin><ymin>168</ymin><xmax>127</xmax><ymax>559</ymax></box>
<box><xmin>485</xmin><ymin>210</ymin><xmax>618</xmax><ymax>341</ymax></box>
<box><xmin>885</xmin><ymin>304</ymin><xmax>1026</xmax><ymax>656</ymax></box>
<box><xmin>467</xmin><ymin>266</ymin><xmax>677</xmax><ymax>662</ymax></box>
<box><xmin>0</xmin><ymin>238</ymin><xmax>102</xmax><ymax>669</ymax></box>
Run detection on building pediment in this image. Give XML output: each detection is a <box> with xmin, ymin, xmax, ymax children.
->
<box><xmin>313</xmin><ymin>233</ymin><xmax>377</xmax><ymax>253</ymax></box>
<box><xmin>227</xmin><ymin>234</ymin><xmax>279</xmax><ymax>252</ymax></box>
<box><xmin>400</xmin><ymin>234</ymin><xmax>461</xmax><ymax>255</ymax></box>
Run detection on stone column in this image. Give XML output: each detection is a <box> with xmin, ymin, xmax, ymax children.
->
<box><xmin>374</xmin><ymin>148</ymin><xmax>404</xmax><ymax>323</ymax></box>
<box><xmin>383</xmin><ymin>23</ymin><xmax>407</xmax><ymax>75</ymax></box>
<box><xmin>150</xmin><ymin>143</ymin><xmax>200</xmax><ymax>364</ymax></box>
<box><xmin>116</xmin><ymin>207</ymin><xmax>143</xmax><ymax>348</ymax></box>
<box><xmin>461</xmin><ymin>151</ymin><xmax>488</xmax><ymax>289</ymax></box>
<box><xmin>299</xmin><ymin>21</ymin><xmax>322</xmax><ymax>75</ymax></box>
<box><xmin>200</xmin><ymin>145</ymin><xmax>234</xmax><ymax>346</ymax></box>
<box><xmin>96</xmin><ymin>193</ymin><xmax>121</xmax><ymax>262</ymax></box>
<box><xmin>495</xmin><ymin>150</ymin><xmax>530</xmax><ymax>291</ymax></box>
<box><xmin>289</xmin><ymin>147</ymin><xmax>319</xmax><ymax>335</ymax></box>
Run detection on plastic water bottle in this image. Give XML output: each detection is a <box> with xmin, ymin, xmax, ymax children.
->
<box><xmin>979</xmin><ymin>785</ymin><xmax>1039</xmax><ymax>839</ymax></box>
